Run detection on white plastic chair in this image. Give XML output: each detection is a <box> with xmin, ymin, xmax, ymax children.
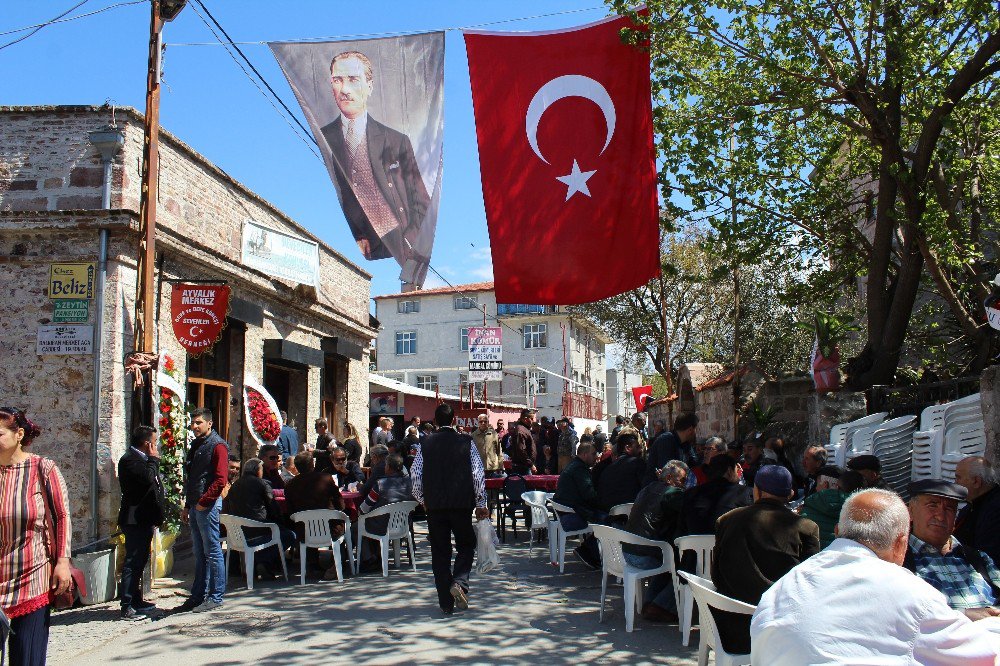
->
<box><xmin>521</xmin><ymin>491</ymin><xmax>557</xmax><ymax>560</ymax></box>
<box><xmin>356</xmin><ymin>500</ymin><xmax>418</xmax><ymax>577</ymax></box>
<box><xmin>290</xmin><ymin>509</ymin><xmax>354</xmax><ymax>584</ymax></box>
<box><xmin>678</xmin><ymin>571</ymin><xmax>755</xmax><ymax>666</ymax></box>
<box><xmin>609</xmin><ymin>503</ymin><xmax>634</xmax><ymax>519</ymax></box>
<box><xmin>827</xmin><ymin>412</ymin><xmax>887</xmax><ymax>461</ymax></box>
<box><xmin>219</xmin><ymin>514</ymin><xmax>289</xmax><ymax>590</ymax></box>
<box><xmin>591</xmin><ymin>524</ymin><xmax>676</xmax><ymax>632</ymax></box>
<box><xmin>549</xmin><ymin>500</ymin><xmax>595</xmax><ymax>573</ymax></box>
<box><xmin>675</xmin><ymin>534</ymin><xmax>715</xmax><ymax>646</ymax></box>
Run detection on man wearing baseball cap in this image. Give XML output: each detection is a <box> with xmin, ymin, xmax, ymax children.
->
<box><xmin>904</xmin><ymin>479</ymin><xmax>1000</xmax><ymax>621</ymax></box>
<box><xmin>711</xmin><ymin>465</ymin><xmax>821</xmax><ymax>654</ymax></box>
<box><xmin>847</xmin><ymin>454</ymin><xmax>890</xmax><ymax>489</ymax></box>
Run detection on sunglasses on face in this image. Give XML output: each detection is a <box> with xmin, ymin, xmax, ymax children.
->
<box><xmin>333</xmin><ymin>457</ymin><xmax>347</xmax><ymax>463</ymax></box>
<box><xmin>267</xmin><ymin>456</ymin><xmax>280</xmax><ymax>461</ymax></box>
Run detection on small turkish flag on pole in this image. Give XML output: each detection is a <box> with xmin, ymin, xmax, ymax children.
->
<box><xmin>632</xmin><ymin>385</ymin><xmax>654</xmax><ymax>413</ymax></box>
<box><xmin>465</xmin><ymin>13</ymin><xmax>659</xmax><ymax>305</ymax></box>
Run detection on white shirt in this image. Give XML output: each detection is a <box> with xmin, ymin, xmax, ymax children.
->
<box><xmin>751</xmin><ymin>538</ymin><xmax>1000</xmax><ymax>665</ymax></box>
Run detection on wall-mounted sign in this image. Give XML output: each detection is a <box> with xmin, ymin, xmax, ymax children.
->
<box><xmin>170</xmin><ymin>284</ymin><xmax>231</xmax><ymax>356</ymax></box>
<box><xmin>241</xmin><ymin>220</ymin><xmax>320</xmax><ymax>287</ymax></box>
<box><xmin>370</xmin><ymin>392</ymin><xmax>399</xmax><ymax>414</ymax></box>
<box><xmin>468</xmin><ymin>326</ymin><xmax>502</xmax><ymax>382</ymax></box>
<box><xmin>986</xmin><ymin>291</ymin><xmax>1000</xmax><ymax>331</ymax></box>
<box><xmin>49</xmin><ymin>262</ymin><xmax>95</xmax><ymax>300</ymax></box>
<box><xmin>37</xmin><ymin>325</ymin><xmax>93</xmax><ymax>355</ymax></box>
<box><xmin>53</xmin><ymin>299</ymin><xmax>90</xmax><ymax>323</ymax></box>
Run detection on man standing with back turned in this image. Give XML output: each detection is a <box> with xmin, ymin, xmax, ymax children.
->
<box><xmin>412</xmin><ymin>403</ymin><xmax>490</xmax><ymax>615</ymax></box>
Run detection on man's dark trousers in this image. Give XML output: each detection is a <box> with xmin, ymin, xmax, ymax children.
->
<box><xmin>426</xmin><ymin>509</ymin><xmax>476</xmax><ymax>610</ymax></box>
<box><xmin>121</xmin><ymin>523</ymin><xmax>155</xmax><ymax>609</ymax></box>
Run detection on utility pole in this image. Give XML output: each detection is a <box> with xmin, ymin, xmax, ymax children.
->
<box><xmin>729</xmin><ymin>124</ymin><xmax>742</xmax><ymax>440</ymax></box>
<box><xmin>133</xmin><ymin>0</ymin><xmax>186</xmax><ymax>425</ymax></box>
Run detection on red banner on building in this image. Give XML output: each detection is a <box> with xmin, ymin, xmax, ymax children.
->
<box><xmin>170</xmin><ymin>284</ymin><xmax>230</xmax><ymax>356</ymax></box>
<box><xmin>465</xmin><ymin>14</ymin><xmax>660</xmax><ymax>305</ymax></box>
<box><xmin>632</xmin><ymin>385</ymin><xmax>654</xmax><ymax>413</ymax></box>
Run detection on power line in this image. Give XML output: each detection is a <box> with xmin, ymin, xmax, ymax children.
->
<box><xmin>167</xmin><ymin>6</ymin><xmax>607</xmax><ymax>46</ymax></box>
<box><xmin>0</xmin><ymin>0</ymin><xmax>93</xmax><ymax>52</ymax></box>
<box><xmin>191</xmin><ymin>0</ymin><xmax>319</xmax><ymax>151</ymax></box>
<box><xmin>0</xmin><ymin>0</ymin><xmax>145</xmax><ymax>39</ymax></box>
<box><xmin>187</xmin><ymin>1</ymin><xmax>321</xmax><ymax>160</ymax></box>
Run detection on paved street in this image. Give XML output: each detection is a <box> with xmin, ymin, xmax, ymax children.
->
<box><xmin>50</xmin><ymin>524</ymin><xmax>698</xmax><ymax>665</ymax></box>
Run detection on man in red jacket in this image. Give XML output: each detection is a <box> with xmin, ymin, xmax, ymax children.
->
<box><xmin>178</xmin><ymin>407</ymin><xmax>230</xmax><ymax>613</ymax></box>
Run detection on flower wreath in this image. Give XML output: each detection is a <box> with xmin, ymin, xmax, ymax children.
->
<box><xmin>156</xmin><ymin>354</ymin><xmax>187</xmax><ymax>532</ymax></box>
<box><xmin>243</xmin><ymin>374</ymin><xmax>282</xmax><ymax>448</ymax></box>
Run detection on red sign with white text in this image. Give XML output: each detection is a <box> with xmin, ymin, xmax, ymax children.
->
<box><xmin>170</xmin><ymin>284</ymin><xmax>230</xmax><ymax>356</ymax></box>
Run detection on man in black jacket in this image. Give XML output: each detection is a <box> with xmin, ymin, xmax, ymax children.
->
<box><xmin>676</xmin><ymin>455</ymin><xmax>751</xmax><ymax>540</ymax></box>
<box><xmin>412</xmin><ymin>403</ymin><xmax>489</xmax><ymax>614</ymax></box>
<box><xmin>646</xmin><ymin>413</ymin><xmax>698</xmax><ymax>485</ymax></box>
<box><xmin>596</xmin><ymin>432</ymin><xmax>647</xmax><ymax>512</ymax></box>
<box><xmin>117</xmin><ymin>426</ymin><xmax>166</xmax><ymax>620</ymax></box>
<box><xmin>226</xmin><ymin>458</ymin><xmax>296</xmax><ymax>579</ymax></box>
<box><xmin>955</xmin><ymin>456</ymin><xmax>1000</xmax><ymax>566</ymax></box>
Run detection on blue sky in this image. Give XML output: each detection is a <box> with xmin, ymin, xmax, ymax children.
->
<box><xmin>1</xmin><ymin>1</ymin><xmax>611</xmax><ymax>305</ymax></box>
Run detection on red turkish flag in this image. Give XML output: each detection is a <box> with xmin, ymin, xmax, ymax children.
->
<box><xmin>465</xmin><ymin>14</ymin><xmax>659</xmax><ymax>305</ymax></box>
<box><xmin>632</xmin><ymin>385</ymin><xmax>654</xmax><ymax>413</ymax></box>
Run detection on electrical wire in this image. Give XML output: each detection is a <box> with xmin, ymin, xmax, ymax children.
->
<box><xmin>0</xmin><ymin>0</ymin><xmax>92</xmax><ymax>52</ymax></box>
<box><xmin>167</xmin><ymin>6</ymin><xmax>607</xmax><ymax>46</ymax></box>
<box><xmin>0</xmin><ymin>0</ymin><xmax>145</xmax><ymax>39</ymax></box>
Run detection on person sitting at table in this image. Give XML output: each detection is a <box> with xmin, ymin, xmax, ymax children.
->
<box><xmin>284</xmin><ymin>451</ymin><xmax>346</xmax><ymax>580</ymax></box>
<box><xmin>225</xmin><ymin>458</ymin><xmax>296</xmax><ymax>580</ymax></box>
<box><xmin>596</xmin><ymin>432</ymin><xmax>647</xmax><ymax>514</ymax></box>
<box><xmin>553</xmin><ymin>442</ymin><xmax>607</xmax><ymax>569</ymax></box>
<box><xmin>259</xmin><ymin>444</ymin><xmax>286</xmax><ymax>490</ymax></box>
<box><xmin>331</xmin><ymin>445</ymin><xmax>366</xmax><ymax>491</ymax></box>
<box><xmin>357</xmin><ymin>454</ymin><xmax>413</xmax><ymax>571</ymax></box>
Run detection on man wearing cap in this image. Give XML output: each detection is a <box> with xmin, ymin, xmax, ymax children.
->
<box><xmin>847</xmin><ymin>454</ymin><xmax>890</xmax><ymax>489</ymax></box>
<box><xmin>799</xmin><ymin>467</ymin><xmax>865</xmax><ymax>548</ymax></box>
<box><xmin>711</xmin><ymin>465</ymin><xmax>820</xmax><ymax>655</ymax></box>
<box><xmin>905</xmin><ymin>479</ymin><xmax>1000</xmax><ymax>621</ymax></box>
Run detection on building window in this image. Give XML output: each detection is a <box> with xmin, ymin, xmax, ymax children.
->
<box><xmin>460</xmin><ymin>327</ymin><xmax>470</xmax><ymax>351</ymax></box>
<box><xmin>454</xmin><ymin>295</ymin><xmax>478</xmax><ymax>310</ymax></box>
<box><xmin>459</xmin><ymin>373</ymin><xmax>469</xmax><ymax>393</ymax></box>
<box><xmin>523</xmin><ymin>323</ymin><xmax>547</xmax><ymax>349</ymax></box>
<box><xmin>416</xmin><ymin>375</ymin><xmax>438</xmax><ymax>391</ymax></box>
<box><xmin>529</xmin><ymin>370</ymin><xmax>547</xmax><ymax>395</ymax></box>
<box><xmin>395</xmin><ymin>331</ymin><xmax>417</xmax><ymax>355</ymax></box>
<box><xmin>497</xmin><ymin>304</ymin><xmax>558</xmax><ymax>316</ymax></box>
<box><xmin>397</xmin><ymin>299</ymin><xmax>420</xmax><ymax>314</ymax></box>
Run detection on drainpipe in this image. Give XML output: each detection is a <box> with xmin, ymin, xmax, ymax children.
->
<box><xmin>88</xmin><ymin>125</ymin><xmax>126</xmax><ymax>542</ymax></box>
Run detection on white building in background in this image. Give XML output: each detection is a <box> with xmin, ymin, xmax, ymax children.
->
<box><xmin>373</xmin><ymin>281</ymin><xmax>612</xmax><ymax>430</ymax></box>
<box><xmin>605</xmin><ymin>369</ymin><xmax>646</xmax><ymax>428</ymax></box>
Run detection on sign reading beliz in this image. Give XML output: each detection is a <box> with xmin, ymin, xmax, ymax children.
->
<box><xmin>170</xmin><ymin>284</ymin><xmax>231</xmax><ymax>356</ymax></box>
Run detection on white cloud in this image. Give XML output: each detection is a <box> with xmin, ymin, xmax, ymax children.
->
<box><xmin>467</xmin><ymin>245</ymin><xmax>493</xmax><ymax>280</ymax></box>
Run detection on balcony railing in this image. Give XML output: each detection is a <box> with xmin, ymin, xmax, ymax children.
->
<box><xmin>562</xmin><ymin>391</ymin><xmax>604</xmax><ymax>421</ymax></box>
<box><xmin>497</xmin><ymin>304</ymin><xmax>559</xmax><ymax>316</ymax></box>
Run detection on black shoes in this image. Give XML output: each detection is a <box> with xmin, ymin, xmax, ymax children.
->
<box><xmin>174</xmin><ymin>597</ymin><xmax>203</xmax><ymax>613</ymax></box>
<box><xmin>132</xmin><ymin>600</ymin><xmax>156</xmax><ymax>611</ymax></box>
<box><xmin>120</xmin><ymin>607</ymin><xmax>147</xmax><ymax>621</ymax></box>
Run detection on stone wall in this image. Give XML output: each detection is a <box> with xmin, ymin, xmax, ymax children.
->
<box><xmin>981</xmin><ymin>365</ymin><xmax>1000</xmax><ymax>464</ymax></box>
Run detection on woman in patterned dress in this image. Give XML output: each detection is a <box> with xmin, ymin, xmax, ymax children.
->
<box><xmin>0</xmin><ymin>408</ymin><xmax>72</xmax><ymax>666</ymax></box>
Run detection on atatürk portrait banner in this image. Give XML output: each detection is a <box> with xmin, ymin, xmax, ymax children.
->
<box><xmin>270</xmin><ymin>33</ymin><xmax>445</xmax><ymax>288</ymax></box>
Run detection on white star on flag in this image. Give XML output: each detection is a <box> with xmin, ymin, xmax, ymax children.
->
<box><xmin>556</xmin><ymin>159</ymin><xmax>597</xmax><ymax>201</ymax></box>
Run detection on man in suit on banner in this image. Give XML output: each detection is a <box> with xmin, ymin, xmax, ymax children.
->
<box><xmin>320</xmin><ymin>50</ymin><xmax>431</xmax><ymax>283</ymax></box>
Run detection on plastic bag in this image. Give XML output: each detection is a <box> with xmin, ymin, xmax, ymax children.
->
<box><xmin>475</xmin><ymin>518</ymin><xmax>501</xmax><ymax>574</ymax></box>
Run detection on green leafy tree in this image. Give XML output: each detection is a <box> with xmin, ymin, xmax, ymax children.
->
<box><xmin>613</xmin><ymin>0</ymin><xmax>1000</xmax><ymax>388</ymax></box>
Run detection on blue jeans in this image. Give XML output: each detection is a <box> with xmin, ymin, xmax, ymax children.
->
<box><xmin>190</xmin><ymin>498</ymin><xmax>226</xmax><ymax>604</ymax></box>
<box><xmin>624</xmin><ymin>552</ymin><xmax>676</xmax><ymax>612</ymax></box>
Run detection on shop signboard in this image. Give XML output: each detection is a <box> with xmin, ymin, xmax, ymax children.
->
<box><xmin>49</xmin><ymin>262</ymin><xmax>95</xmax><ymax>300</ymax></box>
<box><xmin>170</xmin><ymin>283</ymin><xmax>231</xmax><ymax>356</ymax></box>
<box><xmin>468</xmin><ymin>326</ymin><xmax>502</xmax><ymax>382</ymax></box>
<box><xmin>241</xmin><ymin>220</ymin><xmax>320</xmax><ymax>287</ymax></box>
<box><xmin>53</xmin><ymin>299</ymin><xmax>90</xmax><ymax>323</ymax></box>
<box><xmin>37</xmin><ymin>325</ymin><xmax>93</xmax><ymax>355</ymax></box>
<box><xmin>370</xmin><ymin>392</ymin><xmax>399</xmax><ymax>414</ymax></box>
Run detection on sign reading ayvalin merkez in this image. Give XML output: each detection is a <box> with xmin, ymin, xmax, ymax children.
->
<box><xmin>170</xmin><ymin>284</ymin><xmax>231</xmax><ymax>357</ymax></box>
<box><xmin>49</xmin><ymin>262</ymin><xmax>95</xmax><ymax>300</ymax></box>
<box><xmin>468</xmin><ymin>326</ymin><xmax>502</xmax><ymax>382</ymax></box>
<box><xmin>241</xmin><ymin>220</ymin><xmax>321</xmax><ymax>287</ymax></box>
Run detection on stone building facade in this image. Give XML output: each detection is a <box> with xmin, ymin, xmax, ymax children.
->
<box><xmin>0</xmin><ymin>105</ymin><xmax>374</xmax><ymax>545</ymax></box>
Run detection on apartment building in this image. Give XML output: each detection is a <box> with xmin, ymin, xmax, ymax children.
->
<box><xmin>373</xmin><ymin>281</ymin><xmax>612</xmax><ymax>429</ymax></box>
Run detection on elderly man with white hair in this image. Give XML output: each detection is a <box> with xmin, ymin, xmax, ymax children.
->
<box><xmin>956</xmin><ymin>456</ymin><xmax>1000</xmax><ymax>566</ymax></box>
<box><xmin>751</xmin><ymin>488</ymin><xmax>1000</xmax><ymax>664</ymax></box>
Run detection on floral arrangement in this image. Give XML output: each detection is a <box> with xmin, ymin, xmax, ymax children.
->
<box><xmin>243</xmin><ymin>375</ymin><xmax>282</xmax><ymax>448</ymax></box>
<box><xmin>157</xmin><ymin>354</ymin><xmax>187</xmax><ymax>532</ymax></box>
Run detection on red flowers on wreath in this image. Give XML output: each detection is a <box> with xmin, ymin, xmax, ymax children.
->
<box><xmin>246</xmin><ymin>388</ymin><xmax>281</xmax><ymax>442</ymax></box>
<box><xmin>163</xmin><ymin>356</ymin><xmax>176</xmax><ymax>373</ymax></box>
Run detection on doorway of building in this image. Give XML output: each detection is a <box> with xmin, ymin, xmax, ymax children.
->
<box><xmin>187</xmin><ymin>322</ymin><xmax>234</xmax><ymax>440</ymax></box>
<box><xmin>263</xmin><ymin>364</ymin><xmax>291</xmax><ymax>414</ymax></box>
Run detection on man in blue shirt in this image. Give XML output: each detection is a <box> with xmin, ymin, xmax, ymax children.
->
<box><xmin>278</xmin><ymin>411</ymin><xmax>299</xmax><ymax>463</ymax></box>
<box><xmin>904</xmin><ymin>479</ymin><xmax>1000</xmax><ymax>621</ymax></box>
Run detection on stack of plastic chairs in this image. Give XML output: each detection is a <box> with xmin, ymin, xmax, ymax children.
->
<box><xmin>867</xmin><ymin>416</ymin><xmax>917</xmax><ymax>495</ymax></box>
<box><xmin>828</xmin><ymin>412</ymin><xmax>887</xmax><ymax>466</ymax></box>
<box><xmin>911</xmin><ymin>394</ymin><xmax>982</xmax><ymax>483</ymax></box>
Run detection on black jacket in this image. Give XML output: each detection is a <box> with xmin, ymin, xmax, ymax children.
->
<box><xmin>420</xmin><ymin>427</ymin><xmax>476</xmax><ymax>511</ymax></box>
<box><xmin>624</xmin><ymin>482</ymin><xmax>684</xmax><ymax>558</ymax></box>
<box><xmin>596</xmin><ymin>455</ymin><xmax>647</xmax><ymax>511</ymax></box>
<box><xmin>553</xmin><ymin>456</ymin><xmax>602</xmax><ymax>519</ymax></box>
<box><xmin>677</xmin><ymin>478</ymin><xmax>751</xmax><ymax>538</ymax></box>
<box><xmin>332</xmin><ymin>461</ymin><xmax>366</xmax><ymax>491</ymax></box>
<box><xmin>955</xmin><ymin>485</ymin><xmax>1000</xmax><ymax>567</ymax></box>
<box><xmin>646</xmin><ymin>430</ymin><xmax>693</xmax><ymax>485</ymax></box>
<box><xmin>118</xmin><ymin>448</ymin><xmax>166</xmax><ymax>528</ymax></box>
